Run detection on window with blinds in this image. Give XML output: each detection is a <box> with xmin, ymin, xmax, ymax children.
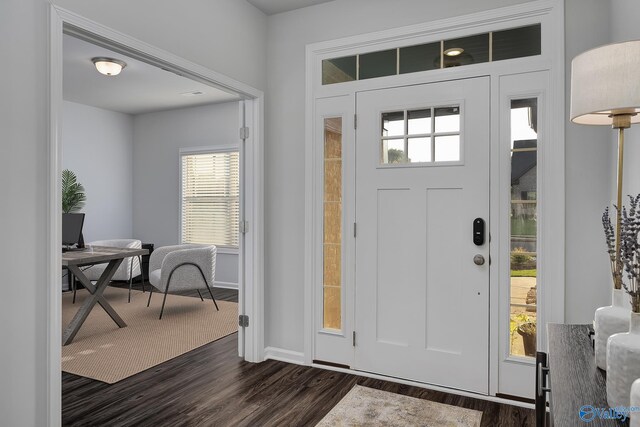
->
<box><xmin>180</xmin><ymin>150</ymin><xmax>240</xmax><ymax>248</ymax></box>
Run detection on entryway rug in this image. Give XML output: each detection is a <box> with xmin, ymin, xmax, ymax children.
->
<box><xmin>61</xmin><ymin>287</ymin><xmax>237</xmax><ymax>383</ymax></box>
<box><xmin>316</xmin><ymin>385</ymin><xmax>482</xmax><ymax>427</ymax></box>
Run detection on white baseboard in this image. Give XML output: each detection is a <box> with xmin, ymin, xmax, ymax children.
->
<box><xmin>264</xmin><ymin>346</ymin><xmax>305</xmax><ymax>365</ymax></box>
<box><xmin>213</xmin><ymin>281</ymin><xmax>238</xmax><ymax>290</ymax></box>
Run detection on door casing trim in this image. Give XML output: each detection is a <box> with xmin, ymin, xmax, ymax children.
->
<box><xmin>304</xmin><ymin>0</ymin><xmax>565</xmax><ymax>400</ymax></box>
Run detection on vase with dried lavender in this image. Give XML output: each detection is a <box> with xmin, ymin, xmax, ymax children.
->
<box><xmin>595</xmin><ymin>205</ymin><xmax>632</xmax><ymax>370</ymax></box>
<box><xmin>607</xmin><ymin>194</ymin><xmax>640</xmax><ymax>408</ymax></box>
<box><xmin>620</xmin><ymin>195</ymin><xmax>640</xmax><ymax>312</ymax></box>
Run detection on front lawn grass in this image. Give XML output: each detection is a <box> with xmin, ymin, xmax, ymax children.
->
<box><xmin>511</xmin><ymin>269</ymin><xmax>537</xmax><ymax>277</ymax></box>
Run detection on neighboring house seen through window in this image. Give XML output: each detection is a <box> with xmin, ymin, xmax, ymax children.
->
<box><xmin>181</xmin><ymin>149</ymin><xmax>239</xmax><ymax>249</ymax></box>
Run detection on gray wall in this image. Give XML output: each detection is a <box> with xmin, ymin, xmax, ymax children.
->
<box><xmin>264</xmin><ymin>0</ymin><xmax>538</xmax><ymax>352</ymax></box>
<box><xmin>51</xmin><ymin>0</ymin><xmax>268</xmax><ymax>91</ymax></box>
<box><xmin>563</xmin><ymin>0</ymin><xmax>640</xmax><ymax>323</ymax></box>
<box><xmin>62</xmin><ymin>99</ymin><xmax>239</xmax><ymax>285</ymax></box>
<box><xmin>563</xmin><ymin>0</ymin><xmax>614</xmax><ymax>323</ymax></box>
<box><xmin>0</xmin><ymin>2</ymin><xmax>49</xmax><ymax>425</ymax></box>
<box><xmin>610</xmin><ymin>0</ymin><xmax>640</xmax><ymax>198</ymax></box>
<box><xmin>62</xmin><ymin>101</ymin><xmax>133</xmax><ymax>242</ymax></box>
<box><xmin>0</xmin><ymin>0</ymin><xmax>265</xmax><ymax>423</ymax></box>
<box><xmin>133</xmin><ymin>102</ymin><xmax>240</xmax><ymax>286</ymax></box>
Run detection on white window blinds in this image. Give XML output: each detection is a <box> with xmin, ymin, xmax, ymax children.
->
<box><xmin>181</xmin><ymin>151</ymin><xmax>240</xmax><ymax>248</ymax></box>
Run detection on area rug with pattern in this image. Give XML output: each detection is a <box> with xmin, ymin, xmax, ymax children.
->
<box><xmin>61</xmin><ymin>287</ymin><xmax>237</xmax><ymax>383</ymax></box>
<box><xmin>316</xmin><ymin>385</ymin><xmax>483</xmax><ymax>427</ymax></box>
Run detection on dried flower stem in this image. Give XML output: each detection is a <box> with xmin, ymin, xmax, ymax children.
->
<box><xmin>603</xmin><ymin>206</ymin><xmax>623</xmax><ymax>290</ymax></box>
<box><xmin>619</xmin><ymin>195</ymin><xmax>640</xmax><ymax>313</ymax></box>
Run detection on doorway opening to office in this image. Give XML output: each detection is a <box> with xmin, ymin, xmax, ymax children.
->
<box><xmin>49</xmin><ymin>6</ymin><xmax>264</xmax><ymax>423</ymax></box>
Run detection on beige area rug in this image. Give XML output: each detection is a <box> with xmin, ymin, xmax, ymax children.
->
<box><xmin>316</xmin><ymin>385</ymin><xmax>482</xmax><ymax>427</ymax></box>
<box><xmin>62</xmin><ymin>287</ymin><xmax>237</xmax><ymax>383</ymax></box>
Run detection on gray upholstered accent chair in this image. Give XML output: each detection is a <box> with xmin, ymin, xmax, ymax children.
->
<box><xmin>147</xmin><ymin>244</ymin><xmax>219</xmax><ymax>319</ymax></box>
<box><xmin>78</xmin><ymin>239</ymin><xmax>144</xmax><ymax>303</ymax></box>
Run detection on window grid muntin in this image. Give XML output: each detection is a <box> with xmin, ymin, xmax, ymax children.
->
<box><xmin>322</xmin><ymin>24</ymin><xmax>541</xmax><ymax>85</ymax></box>
<box><xmin>380</xmin><ymin>105</ymin><xmax>461</xmax><ymax>164</ymax></box>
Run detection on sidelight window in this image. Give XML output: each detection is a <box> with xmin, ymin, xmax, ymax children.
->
<box><xmin>323</xmin><ymin>117</ymin><xmax>343</xmax><ymax>330</ymax></box>
<box><xmin>509</xmin><ymin>98</ymin><xmax>538</xmax><ymax>357</ymax></box>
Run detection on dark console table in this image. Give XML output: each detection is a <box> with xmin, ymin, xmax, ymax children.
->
<box><xmin>541</xmin><ymin>324</ymin><xmax>625</xmax><ymax>426</ymax></box>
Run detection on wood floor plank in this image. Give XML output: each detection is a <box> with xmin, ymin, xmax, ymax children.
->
<box><xmin>62</xmin><ymin>285</ymin><xmax>535</xmax><ymax>426</ymax></box>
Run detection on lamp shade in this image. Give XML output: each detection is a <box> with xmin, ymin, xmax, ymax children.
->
<box><xmin>570</xmin><ymin>40</ymin><xmax>640</xmax><ymax>125</ymax></box>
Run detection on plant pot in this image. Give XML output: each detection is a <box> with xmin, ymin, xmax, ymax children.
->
<box><xmin>607</xmin><ymin>312</ymin><xmax>640</xmax><ymax>408</ymax></box>
<box><xmin>595</xmin><ymin>288</ymin><xmax>630</xmax><ymax>370</ymax></box>
<box><xmin>517</xmin><ymin>322</ymin><xmax>537</xmax><ymax>357</ymax></box>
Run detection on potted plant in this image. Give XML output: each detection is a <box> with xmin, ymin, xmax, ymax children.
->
<box><xmin>510</xmin><ymin>313</ymin><xmax>536</xmax><ymax>357</ymax></box>
<box><xmin>517</xmin><ymin>322</ymin><xmax>537</xmax><ymax>357</ymax></box>
<box><xmin>594</xmin><ymin>205</ymin><xmax>632</xmax><ymax>370</ymax></box>
<box><xmin>62</xmin><ymin>169</ymin><xmax>86</xmax><ymax>213</ymax></box>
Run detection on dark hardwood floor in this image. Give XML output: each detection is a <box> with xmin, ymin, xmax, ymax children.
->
<box><xmin>62</xmin><ymin>283</ymin><xmax>535</xmax><ymax>426</ymax></box>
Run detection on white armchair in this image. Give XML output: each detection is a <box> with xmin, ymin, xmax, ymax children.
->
<box><xmin>79</xmin><ymin>239</ymin><xmax>144</xmax><ymax>303</ymax></box>
<box><xmin>147</xmin><ymin>244</ymin><xmax>219</xmax><ymax>319</ymax></box>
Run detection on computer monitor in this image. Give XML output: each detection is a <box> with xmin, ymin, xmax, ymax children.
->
<box><xmin>62</xmin><ymin>213</ymin><xmax>85</xmax><ymax>248</ymax></box>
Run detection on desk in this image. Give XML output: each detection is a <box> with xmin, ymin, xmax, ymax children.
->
<box><xmin>62</xmin><ymin>246</ymin><xmax>148</xmax><ymax>345</ymax></box>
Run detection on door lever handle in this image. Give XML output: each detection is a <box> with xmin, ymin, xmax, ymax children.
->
<box><xmin>473</xmin><ymin>254</ymin><xmax>485</xmax><ymax>266</ymax></box>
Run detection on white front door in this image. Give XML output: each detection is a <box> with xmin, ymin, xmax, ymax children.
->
<box><xmin>354</xmin><ymin>77</ymin><xmax>490</xmax><ymax>394</ymax></box>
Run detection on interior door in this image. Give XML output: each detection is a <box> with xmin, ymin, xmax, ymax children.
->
<box><xmin>354</xmin><ymin>77</ymin><xmax>490</xmax><ymax>393</ymax></box>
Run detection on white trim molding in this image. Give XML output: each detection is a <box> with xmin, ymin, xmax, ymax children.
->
<box><xmin>213</xmin><ymin>281</ymin><xmax>239</xmax><ymax>290</ymax></box>
<box><xmin>47</xmin><ymin>6</ymin><xmax>64</xmax><ymax>426</ymax></box>
<box><xmin>48</xmin><ymin>5</ymin><xmax>265</xmax><ymax>424</ymax></box>
<box><xmin>305</xmin><ymin>0</ymin><xmax>565</xmax><ymax>401</ymax></box>
<box><xmin>179</xmin><ymin>144</ymin><xmax>240</xmax><ymax>155</ymax></box>
<box><xmin>264</xmin><ymin>347</ymin><xmax>306</xmax><ymax>366</ymax></box>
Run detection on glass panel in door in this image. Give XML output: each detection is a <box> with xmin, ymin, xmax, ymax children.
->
<box><xmin>323</xmin><ymin>117</ymin><xmax>343</xmax><ymax>330</ymax></box>
<box><xmin>509</xmin><ymin>98</ymin><xmax>538</xmax><ymax>357</ymax></box>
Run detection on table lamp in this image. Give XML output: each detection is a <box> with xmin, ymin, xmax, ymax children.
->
<box><xmin>570</xmin><ymin>40</ymin><xmax>640</xmax><ymax>290</ymax></box>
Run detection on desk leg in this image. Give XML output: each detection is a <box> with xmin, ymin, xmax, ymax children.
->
<box><xmin>63</xmin><ymin>259</ymin><xmax>126</xmax><ymax>345</ymax></box>
<box><xmin>69</xmin><ymin>263</ymin><xmax>127</xmax><ymax>327</ymax></box>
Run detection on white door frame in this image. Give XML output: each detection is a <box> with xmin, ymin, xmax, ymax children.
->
<box><xmin>304</xmin><ymin>0</ymin><xmax>564</xmax><ymax>401</ymax></box>
<box><xmin>47</xmin><ymin>5</ymin><xmax>264</xmax><ymax>425</ymax></box>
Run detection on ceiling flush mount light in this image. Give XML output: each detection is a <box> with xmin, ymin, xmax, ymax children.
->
<box><xmin>444</xmin><ymin>47</ymin><xmax>464</xmax><ymax>57</ymax></box>
<box><xmin>435</xmin><ymin>51</ymin><xmax>474</xmax><ymax>68</ymax></box>
<box><xmin>91</xmin><ymin>57</ymin><xmax>127</xmax><ymax>76</ymax></box>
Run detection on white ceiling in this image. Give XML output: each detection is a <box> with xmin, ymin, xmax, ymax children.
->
<box><xmin>63</xmin><ymin>35</ymin><xmax>241</xmax><ymax>115</ymax></box>
<box><xmin>247</xmin><ymin>0</ymin><xmax>335</xmax><ymax>15</ymax></box>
